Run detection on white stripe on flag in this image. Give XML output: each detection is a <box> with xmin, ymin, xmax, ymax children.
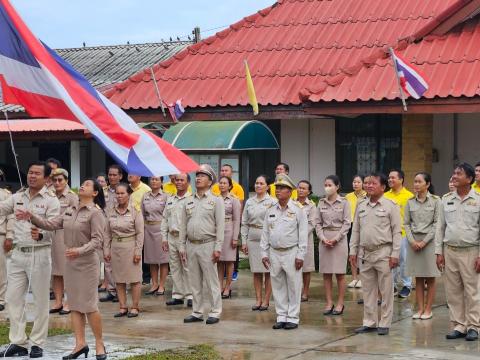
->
<box><xmin>394</xmin><ymin>56</ymin><xmax>429</xmax><ymax>89</ymax></box>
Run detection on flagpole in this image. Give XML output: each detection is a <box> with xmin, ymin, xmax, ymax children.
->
<box><xmin>389</xmin><ymin>47</ymin><xmax>408</xmax><ymax>112</ymax></box>
<box><xmin>150</xmin><ymin>67</ymin><xmax>167</xmax><ymax>118</ymax></box>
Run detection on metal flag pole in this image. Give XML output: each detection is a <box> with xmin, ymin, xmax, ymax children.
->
<box><xmin>150</xmin><ymin>67</ymin><xmax>167</xmax><ymax>118</ymax></box>
<box><xmin>389</xmin><ymin>47</ymin><xmax>408</xmax><ymax>112</ymax></box>
<box><xmin>3</xmin><ymin>110</ymin><xmax>23</xmax><ymax>188</ymax></box>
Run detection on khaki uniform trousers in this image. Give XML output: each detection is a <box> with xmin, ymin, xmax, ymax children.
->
<box><xmin>187</xmin><ymin>241</ymin><xmax>222</xmax><ymax>319</ymax></box>
<box><xmin>104</xmin><ymin>261</ymin><xmax>116</xmax><ymax>293</ymax></box>
<box><xmin>444</xmin><ymin>246</ymin><xmax>480</xmax><ymax>333</ymax></box>
<box><xmin>359</xmin><ymin>246</ymin><xmax>394</xmax><ymax>328</ymax></box>
<box><xmin>270</xmin><ymin>247</ymin><xmax>302</xmax><ymax>324</ymax></box>
<box><xmin>0</xmin><ymin>235</ymin><xmax>8</xmax><ymax>306</ymax></box>
<box><xmin>6</xmin><ymin>247</ymin><xmax>51</xmax><ymax>347</ymax></box>
<box><xmin>168</xmin><ymin>233</ymin><xmax>192</xmax><ymax>300</ymax></box>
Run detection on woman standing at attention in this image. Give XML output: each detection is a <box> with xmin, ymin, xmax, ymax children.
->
<box><xmin>217</xmin><ymin>176</ymin><xmax>241</xmax><ymax>298</ymax></box>
<box><xmin>296</xmin><ymin>180</ymin><xmax>317</xmax><ymax>302</ymax></box>
<box><xmin>241</xmin><ymin>175</ymin><xmax>277</xmax><ymax>311</ymax></box>
<box><xmin>345</xmin><ymin>175</ymin><xmax>366</xmax><ymax>288</ymax></box>
<box><xmin>316</xmin><ymin>175</ymin><xmax>351</xmax><ymax>316</ymax></box>
<box><xmin>404</xmin><ymin>172</ymin><xmax>441</xmax><ymax>320</ymax></box>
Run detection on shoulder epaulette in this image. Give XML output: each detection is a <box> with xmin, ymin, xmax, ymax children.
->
<box><xmin>442</xmin><ymin>192</ymin><xmax>453</xmax><ymax>199</ymax></box>
<box><xmin>0</xmin><ymin>188</ymin><xmax>11</xmax><ymax>194</ymax></box>
<box><xmin>293</xmin><ymin>200</ymin><xmax>303</xmax><ymax>208</ymax></box>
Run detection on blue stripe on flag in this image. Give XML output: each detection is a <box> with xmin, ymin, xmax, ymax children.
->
<box><xmin>0</xmin><ymin>4</ymin><xmax>40</xmax><ymax>67</ymax></box>
<box><xmin>127</xmin><ymin>149</ymin><xmax>154</xmax><ymax>177</ymax></box>
<box><xmin>397</xmin><ymin>63</ymin><xmax>427</xmax><ymax>95</ymax></box>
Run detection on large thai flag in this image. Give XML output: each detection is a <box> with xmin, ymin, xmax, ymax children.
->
<box><xmin>0</xmin><ymin>0</ymin><xmax>198</xmax><ymax>176</ymax></box>
<box><xmin>391</xmin><ymin>50</ymin><xmax>429</xmax><ymax>100</ymax></box>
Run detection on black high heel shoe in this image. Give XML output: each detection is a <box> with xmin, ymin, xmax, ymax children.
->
<box><xmin>62</xmin><ymin>345</ymin><xmax>89</xmax><ymax>360</ymax></box>
<box><xmin>144</xmin><ymin>286</ymin><xmax>159</xmax><ymax>295</ymax></box>
<box><xmin>331</xmin><ymin>305</ymin><xmax>345</xmax><ymax>315</ymax></box>
<box><xmin>96</xmin><ymin>346</ymin><xmax>107</xmax><ymax>360</ymax></box>
<box><xmin>221</xmin><ymin>290</ymin><xmax>232</xmax><ymax>299</ymax></box>
<box><xmin>323</xmin><ymin>305</ymin><xmax>334</xmax><ymax>315</ymax></box>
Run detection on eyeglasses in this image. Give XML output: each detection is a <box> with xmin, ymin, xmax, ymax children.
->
<box><xmin>52</xmin><ymin>178</ymin><xmax>65</xmax><ymax>183</ymax></box>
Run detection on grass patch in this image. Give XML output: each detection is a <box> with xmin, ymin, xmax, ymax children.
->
<box><xmin>0</xmin><ymin>322</ymin><xmax>71</xmax><ymax>345</ymax></box>
<box><xmin>126</xmin><ymin>344</ymin><xmax>221</xmax><ymax>360</ymax></box>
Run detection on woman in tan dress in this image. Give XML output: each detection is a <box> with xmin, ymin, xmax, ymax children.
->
<box><xmin>316</xmin><ymin>175</ymin><xmax>351</xmax><ymax>316</ymax></box>
<box><xmin>19</xmin><ymin>179</ymin><xmax>107</xmax><ymax>360</ymax></box>
<box><xmin>141</xmin><ymin>177</ymin><xmax>169</xmax><ymax>295</ymax></box>
<box><xmin>104</xmin><ymin>183</ymin><xmax>144</xmax><ymax>318</ymax></box>
<box><xmin>404</xmin><ymin>172</ymin><xmax>441</xmax><ymax>320</ymax></box>
<box><xmin>296</xmin><ymin>180</ymin><xmax>317</xmax><ymax>302</ymax></box>
<box><xmin>241</xmin><ymin>175</ymin><xmax>277</xmax><ymax>311</ymax></box>
<box><xmin>217</xmin><ymin>176</ymin><xmax>241</xmax><ymax>299</ymax></box>
<box><xmin>49</xmin><ymin>168</ymin><xmax>78</xmax><ymax>315</ymax></box>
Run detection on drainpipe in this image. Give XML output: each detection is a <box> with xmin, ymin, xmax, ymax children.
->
<box><xmin>453</xmin><ymin>113</ymin><xmax>459</xmax><ymax>164</ymax></box>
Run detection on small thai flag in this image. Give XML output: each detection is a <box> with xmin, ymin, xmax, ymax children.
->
<box><xmin>165</xmin><ymin>99</ymin><xmax>185</xmax><ymax>123</ymax></box>
<box><xmin>391</xmin><ymin>50</ymin><xmax>429</xmax><ymax>99</ymax></box>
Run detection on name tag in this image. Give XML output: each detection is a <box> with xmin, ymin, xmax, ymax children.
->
<box><xmin>447</xmin><ymin>202</ymin><xmax>454</xmax><ymax>205</ymax></box>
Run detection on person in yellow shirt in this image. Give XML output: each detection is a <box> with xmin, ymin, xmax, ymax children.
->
<box><xmin>472</xmin><ymin>162</ymin><xmax>480</xmax><ymax>194</ymax></box>
<box><xmin>211</xmin><ymin>164</ymin><xmax>245</xmax><ymax>203</ymax></box>
<box><xmin>345</xmin><ymin>175</ymin><xmax>367</xmax><ymax>289</ymax></box>
<box><xmin>128</xmin><ymin>174</ymin><xmax>152</xmax><ymax>212</ymax></box>
<box><xmin>384</xmin><ymin>169</ymin><xmax>414</xmax><ymax>298</ymax></box>
<box><xmin>163</xmin><ymin>175</ymin><xmax>192</xmax><ymax>195</ymax></box>
<box><xmin>269</xmin><ymin>163</ymin><xmax>297</xmax><ymax>199</ymax></box>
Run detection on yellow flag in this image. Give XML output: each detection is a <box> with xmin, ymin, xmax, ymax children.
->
<box><xmin>244</xmin><ymin>60</ymin><xmax>259</xmax><ymax>116</ymax></box>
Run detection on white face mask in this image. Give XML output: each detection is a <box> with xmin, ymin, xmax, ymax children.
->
<box><xmin>324</xmin><ymin>186</ymin><xmax>336</xmax><ymax>196</ymax></box>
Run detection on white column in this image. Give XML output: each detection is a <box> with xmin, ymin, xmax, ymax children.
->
<box><xmin>70</xmin><ymin>141</ymin><xmax>81</xmax><ymax>189</ymax></box>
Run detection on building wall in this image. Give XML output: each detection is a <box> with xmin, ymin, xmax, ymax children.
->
<box><xmin>280</xmin><ymin>118</ymin><xmax>335</xmax><ymax>195</ymax></box>
<box><xmin>458</xmin><ymin>113</ymin><xmax>480</xmax><ymax>166</ymax></box>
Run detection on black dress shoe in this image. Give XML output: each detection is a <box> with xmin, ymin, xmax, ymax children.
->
<box><xmin>187</xmin><ymin>299</ymin><xmax>193</xmax><ymax>307</ymax></box>
<box><xmin>465</xmin><ymin>329</ymin><xmax>478</xmax><ymax>341</ymax></box>
<box><xmin>354</xmin><ymin>326</ymin><xmax>377</xmax><ymax>334</ymax></box>
<box><xmin>29</xmin><ymin>346</ymin><xmax>43</xmax><ymax>358</ymax></box>
<box><xmin>96</xmin><ymin>354</ymin><xmax>107</xmax><ymax>360</ymax></box>
<box><xmin>166</xmin><ymin>298</ymin><xmax>184</xmax><ymax>306</ymax></box>
<box><xmin>272</xmin><ymin>322</ymin><xmax>286</xmax><ymax>329</ymax></box>
<box><xmin>99</xmin><ymin>293</ymin><xmax>116</xmax><ymax>302</ymax></box>
<box><xmin>59</xmin><ymin>309</ymin><xmax>71</xmax><ymax>316</ymax></box>
<box><xmin>49</xmin><ymin>306</ymin><xmax>63</xmax><ymax>314</ymax></box>
<box><xmin>0</xmin><ymin>304</ymin><xmax>5</xmax><ymax>311</ymax></box>
<box><xmin>206</xmin><ymin>317</ymin><xmax>220</xmax><ymax>325</ymax></box>
<box><xmin>377</xmin><ymin>327</ymin><xmax>389</xmax><ymax>335</ymax></box>
<box><xmin>50</xmin><ymin>292</ymin><xmax>55</xmax><ymax>300</ymax></box>
<box><xmin>446</xmin><ymin>330</ymin><xmax>467</xmax><ymax>339</ymax></box>
<box><xmin>62</xmin><ymin>345</ymin><xmax>89</xmax><ymax>360</ymax></box>
<box><xmin>145</xmin><ymin>286</ymin><xmax>159</xmax><ymax>295</ymax></box>
<box><xmin>284</xmin><ymin>322</ymin><xmax>298</xmax><ymax>330</ymax></box>
<box><xmin>0</xmin><ymin>344</ymin><xmax>29</xmax><ymax>357</ymax></box>
<box><xmin>331</xmin><ymin>305</ymin><xmax>344</xmax><ymax>316</ymax></box>
<box><xmin>357</xmin><ymin>299</ymin><xmax>364</xmax><ymax>304</ymax></box>
<box><xmin>323</xmin><ymin>305</ymin><xmax>334</xmax><ymax>315</ymax></box>
<box><xmin>183</xmin><ymin>315</ymin><xmax>203</xmax><ymax>323</ymax></box>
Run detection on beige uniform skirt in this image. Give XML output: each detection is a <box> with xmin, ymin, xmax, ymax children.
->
<box><xmin>65</xmin><ymin>251</ymin><xmax>100</xmax><ymax>313</ymax></box>
<box><xmin>51</xmin><ymin>229</ymin><xmax>66</xmax><ymax>276</ymax></box>
<box><xmin>406</xmin><ymin>233</ymin><xmax>440</xmax><ymax>278</ymax></box>
<box><xmin>303</xmin><ymin>233</ymin><xmax>315</xmax><ymax>273</ymax></box>
<box><xmin>220</xmin><ymin>220</ymin><xmax>236</xmax><ymax>262</ymax></box>
<box><xmin>144</xmin><ymin>223</ymin><xmax>169</xmax><ymax>265</ymax></box>
<box><xmin>111</xmin><ymin>241</ymin><xmax>142</xmax><ymax>284</ymax></box>
<box><xmin>318</xmin><ymin>229</ymin><xmax>348</xmax><ymax>274</ymax></box>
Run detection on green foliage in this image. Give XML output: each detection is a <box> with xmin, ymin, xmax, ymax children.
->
<box><xmin>126</xmin><ymin>344</ymin><xmax>221</xmax><ymax>360</ymax></box>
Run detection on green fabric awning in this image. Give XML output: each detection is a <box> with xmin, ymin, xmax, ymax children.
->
<box><xmin>162</xmin><ymin>121</ymin><xmax>279</xmax><ymax>150</ymax></box>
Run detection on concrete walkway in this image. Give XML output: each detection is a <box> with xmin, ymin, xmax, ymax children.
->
<box><xmin>1</xmin><ymin>271</ymin><xmax>479</xmax><ymax>359</ymax></box>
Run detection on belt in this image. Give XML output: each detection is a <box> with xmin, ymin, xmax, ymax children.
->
<box><xmin>272</xmin><ymin>245</ymin><xmax>296</xmax><ymax>252</ymax></box>
<box><xmin>225</xmin><ymin>218</ymin><xmax>232</xmax><ymax>222</ymax></box>
<box><xmin>362</xmin><ymin>243</ymin><xmax>390</xmax><ymax>252</ymax></box>
<box><xmin>112</xmin><ymin>235</ymin><xmax>135</xmax><ymax>243</ymax></box>
<box><xmin>323</xmin><ymin>226</ymin><xmax>341</xmax><ymax>231</ymax></box>
<box><xmin>145</xmin><ymin>220</ymin><xmax>162</xmax><ymax>225</ymax></box>
<box><xmin>169</xmin><ymin>230</ymin><xmax>179</xmax><ymax>236</ymax></box>
<box><xmin>248</xmin><ymin>224</ymin><xmax>263</xmax><ymax>229</ymax></box>
<box><xmin>17</xmin><ymin>246</ymin><xmax>49</xmax><ymax>253</ymax></box>
<box><xmin>446</xmin><ymin>244</ymin><xmax>477</xmax><ymax>252</ymax></box>
<box><xmin>189</xmin><ymin>239</ymin><xmax>215</xmax><ymax>245</ymax></box>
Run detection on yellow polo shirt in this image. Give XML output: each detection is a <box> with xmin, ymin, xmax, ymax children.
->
<box><xmin>345</xmin><ymin>190</ymin><xmax>367</xmax><ymax>221</ymax></box>
<box><xmin>211</xmin><ymin>180</ymin><xmax>245</xmax><ymax>200</ymax></box>
<box><xmin>130</xmin><ymin>182</ymin><xmax>151</xmax><ymax>211</ymax></box>
<box><xmin>163</xmin><ymin>181</ymin><xmax>192</xmax><ymax>196</ymax></box>
<box><xmin>472</xmin><ymin>182</ymin><xmax>480</xmax><ymax>194</ymax></box>
<box><xmin>269</xmin><ymin>183</ymin><xmax>297</xmax><ymax>200</ymax></box>
<box><xmin>384</xmin><ymin>187</ymin><xmax>414</xmax><ymax>237</ymax></box>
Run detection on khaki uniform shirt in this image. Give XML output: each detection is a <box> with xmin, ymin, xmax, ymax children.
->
<box><xmin>315</xmin><ymin>197</ymin><xmax>351</xmax><ymax>242</ymax></box>
<box><xmin>240</xmin><ymin>194</ymin><xmax>277</xmax><ymax>245</ymax></box>
<box><xmin>350</xmin><ymin>196</ymin><xmax>402</xmax><ymax>258</ymax></box>
<box><xmin>105</xmin><ymin>204</ymin><xmax>144</xmax><ymax>257</ymax></box>
<box><xmin>57</xmin><ymin>186</ymin><xmax>78</xmax><ymax>215</ymax></box>
<box><xmin>31</xmin><ymin>203</ymin><xmax>105</xmax><ymax>255</ymax></box>
<box><xmin>130</xmin><ymin>182</ymin><xmax>152</xmax><ymax>212</ymax></box>
<box><xmin>260</xmin><ymin>200</ymin><xmax>308</xmax><ymax>260</ymax></box>
<box><xmin>223</xmin><ymin>194</ymin><xmax>241</xmax><ymax>242</ymax></box>
<box><xmin>0</xmin><ymin>186</ymin><xmax>60</xmax><ymax>247</ymax></box>
<box><xmin>297</xmin><ymin>198</ymin><xmax>317</xmax><ymax>239</ymax></box>
<box><xmin>104</xmin><ymin>186</ymin><xmax>117</xmax><ymax>211</ymax></box>
<box><xmin>141</xmin><ymin>191</ymin><xmax>168</xmax><ymax>224</ymax></box>
<box><xmin>179</xmin><ymin>191</ymin><xmax>225</xmax><ymax>253</ymax></box>
<box><xmin>0</xmin><ymin>188</ymin><xmax>14</xmax><ymax>240</ymax></box>
<box><xmin>435</xmin><ymin>189</ymin><xmax>480</xmax><ymax>255</ymax></box>
<box><xmin>160</xmin><ymin>191</ymin><xmax>191</xmax><ymax>242</ymax></box>
<box><xmin>404</xmin><ymin>192</ymin><xmax>440</xmax><ymax>245</ymax></box>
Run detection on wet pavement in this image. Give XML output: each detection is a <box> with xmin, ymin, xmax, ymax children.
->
<box><xmin>1</xmin><ymin>270</ymin><xmax>479</xmax><ymax>359</ymax></box>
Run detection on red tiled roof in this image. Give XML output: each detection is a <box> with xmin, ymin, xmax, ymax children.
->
<box><xmin>106</xmin><ymin>0</ymin><xmax>461</xmax><ymax>110</ymax></box>
<box><xmin>307</xmin><ymin>15</ymin><xmax>480</xmax><ymax>102</ymax></box>
<box><xmin>0</xmin><ymin>119</ymin><xmax>87</xmax><ymax>133</ymax></box>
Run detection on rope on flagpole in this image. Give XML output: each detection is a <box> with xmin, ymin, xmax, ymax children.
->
<box><xmin>3</xmin><ymin>111</ymin><xmax>23</xmax><ymax>188</ymax></box>
<box><xmin>150</xmin><ymin>67</ymin><xmax>167</xmax><ymax>118</ymax></box>
<box><xmin>389</xmin><ymin>47</ymin><xmax>408</xmax><ymax>112</ymax></box>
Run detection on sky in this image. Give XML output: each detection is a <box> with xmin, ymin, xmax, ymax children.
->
<box><xmin>11</xmin><ymin>0</ymin><xmax>276</xmax><ymax>48</ymax></box>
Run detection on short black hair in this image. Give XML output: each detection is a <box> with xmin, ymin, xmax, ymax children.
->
<box><xmin>174</xmin><ymin>173</ymin><xmax>191</xmax><ymax>183</ymax></box>
<box><xmin>389</xmin><ymin>168</ymin><xmax>405</xmax><ymax>184</ymax></box>
<box><xmin>475</xmin><ymin>161</ymin><xmax>480</xmax><ymax>168</ymax></box>
<box><xmin>455</xmin><ymin>162</ymin><xmax>475</xmax><ymax>185</ymax></box>
<box><xmin>107</xmin><ymin>164</ymin><xmax>123</xmax><ymax>176</ymax></box>
<box><xmin>85</xmin><ymin>178</ymin><xmax>106</xmax><ymax>210</ymax></box>
<box><xmin>415</xmin><ymin>172</ymin><xmax>435</xmax><ymax>195</ymax></box>
<box><xmin>257</xmin><ymin>174</ymin><xmax>271</xmax><ymax>185</ymax></box>
<box><xmin>369</xmin><ymin>172</ymin><xmax>388</xmax><ymax>187</ymax></box>
<box><xmin>276</xmin><ymin>162</ymin><xmax>289</xmax><ymax>173</ymax></box>
<box><xmin>116</xmin><ymin>182</ymin><xmax>133</xmax><ymax>194</ymax></box>
<box><xmin>221</xmin><ymin>164</ymin><xmax>233</xmax><ymax>170</ymax></box>
<box><xmin>46</xmin><ymin>158</ymin><xmax>61</xmax><ymax>168</ymax></box>
<box><xmin>352</xmin><ymin>174</ymin><xmax>364</xmax><ymax>182</ymax></box>
<box><xmin>28</xmin><ymin>161</ymin><xmax>51</xmax><ymax>178</ymax></box>
<box><xmin>218</xmin><ymin>175</ymin><xmax>233</xmax><ymax>191</ymax></box>
<box><xmin>298</xmin><ymin>180</ymin><xmax>312</xmax><ymax>195</ymax></box>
